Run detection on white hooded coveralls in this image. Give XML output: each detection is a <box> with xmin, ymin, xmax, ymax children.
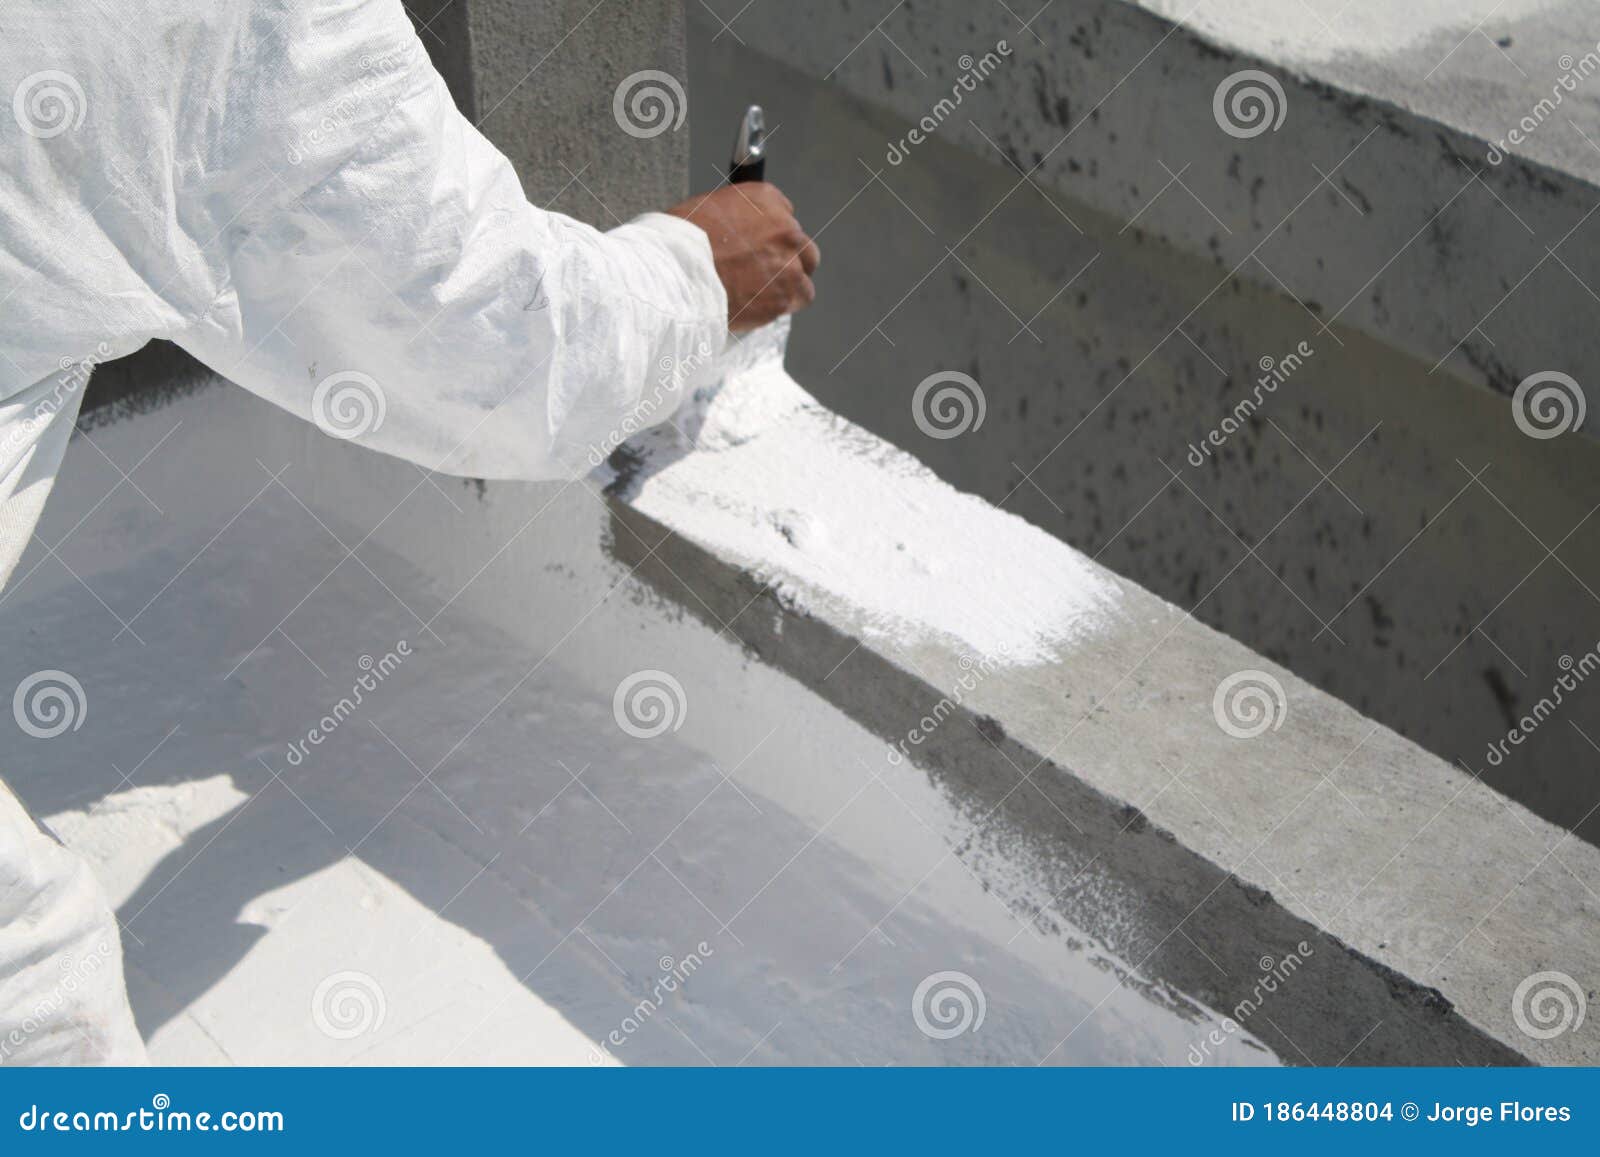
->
<box><xmin>0</xmin><ymin>0</ymin><xmax>728</xmax><ymax>1063</ymax></box>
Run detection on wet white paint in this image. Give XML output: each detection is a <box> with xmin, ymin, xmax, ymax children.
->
<box><xmin>630</xmin><ymin>363</ymin><xmax>1124</xmax><ymax>665</ymax></box>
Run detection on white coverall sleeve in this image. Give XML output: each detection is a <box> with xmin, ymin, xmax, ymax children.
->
<box><xmin>175</xmin><ymin>6</ymin><xmax>727</xmax><ymax>480</ymax></box>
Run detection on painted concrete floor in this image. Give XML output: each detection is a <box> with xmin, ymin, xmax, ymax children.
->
<box><xmin>0</xmin><ymin>484</ymin><xmax>1269</xmax><ymax>1065</ymax></box>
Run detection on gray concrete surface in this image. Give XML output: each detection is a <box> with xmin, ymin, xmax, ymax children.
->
<box><xmin>428</xmin><ymin>0</ymin><xmax>689</xmax><ymax>222</ymax></box>
<box><xmin>687</xmin><ymin>2</ymin><xmax>1600</xmax><ymax>847</ymax></box>
<box><xmin>1136</xmin><ymin>0</ymin><xmax>1600</xmax><ymax>184</ymax></box>
<box><xmin>603</xmin><ymin>368</ymin><xmax>1598</xmax><ymax>1067</ymax></box>
<box><xmin>700</xmin><ymin>0</ymin><xmax>1600</xmax><ymax>416</ymax></box>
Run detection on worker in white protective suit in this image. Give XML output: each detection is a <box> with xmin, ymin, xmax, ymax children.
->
<box><xmin>0</xmin><ymin>0</ymin><xmax>819</xmax><ymax>1064</ymax></box>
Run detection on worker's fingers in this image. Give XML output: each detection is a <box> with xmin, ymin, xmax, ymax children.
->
<box><xmin>798</xmin><ymin>236</ymin><xmax>821</xmax><ymax>276</ymax></box>
<box><xmin>737</xmin><ymin>181</ymin><xmax>793</xmax><ymax>216</ymax></box>
<box><xmin>761</xmin><ymin>183</ymin><xmax>796</xmax><ymax>215</ymax></box>
<box><xmin>665</xmin><ymin>182</ymin><xmax>819</xmax><ymax>330</ymax></box>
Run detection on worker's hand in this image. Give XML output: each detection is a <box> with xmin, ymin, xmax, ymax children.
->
<box><xmin>665</xmin><ymin>183</ymin><xmax>820</xmax><ymax>333</ymax></box>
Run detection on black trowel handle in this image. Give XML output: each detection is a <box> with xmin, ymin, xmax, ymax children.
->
<box><xmin>728</xmin><ymin>104</ymin><xmax>766</xmax><ymax>184</ymax></box>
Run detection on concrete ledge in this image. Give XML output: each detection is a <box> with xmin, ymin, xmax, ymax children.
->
<box><xmin>687</xmin><ymin>3</ymin><xmax>1600</xmax><ymax>851</ymax></box>
<box><xmin>605</xmin><ymin>365</ymin><xmax>1599</xmax><ymax>1065</ymax></box>
<box><xmin>708</xmin><ymin>0</ymin><xmax>1600</xmax><ymax>418</ymax></box>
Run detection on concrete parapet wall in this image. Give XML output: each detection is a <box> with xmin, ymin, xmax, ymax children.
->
<box><xmin>687</xmin><ymin>1</ymin><xmax>1600</xmax><ymax>846</ymax></box>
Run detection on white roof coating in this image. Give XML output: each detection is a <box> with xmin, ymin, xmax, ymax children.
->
<box><xmin>1</xmin><ymin>408</ymin><xmax>1262</xmax><ymax>1064</ymax></box>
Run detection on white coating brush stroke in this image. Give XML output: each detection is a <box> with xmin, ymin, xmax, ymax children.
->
<box><xmin>629</xmin><ymin>357</ymin><xmax>1123</xmax><ymax>665</ymax></box>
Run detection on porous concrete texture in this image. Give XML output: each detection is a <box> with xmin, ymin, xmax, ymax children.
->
<box><xmin>412</xmin><ymin>0</ymin><xmax>690</xmax><ymax>222</ymax></box>
<box><xmin>687</xmin><ymin>2</ymin><xmax>1600</xmax><ymax>845</ymax></box>
<box><xmin>701</xmin><ymin>0</ymin><xmax>1600</xmax><ymax>417</ymax></box>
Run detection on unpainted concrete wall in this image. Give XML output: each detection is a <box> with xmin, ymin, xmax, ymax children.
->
<box><xmin>687</xmin><ymin>4</ymin><xmax>1600</xmax><ymax>845</ymax></box>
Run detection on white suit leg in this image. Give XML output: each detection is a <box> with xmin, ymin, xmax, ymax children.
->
<box><xmin>0</xmin><ymin>776</ymin><xmax>146</xmax><ymax>1065</ymax></box>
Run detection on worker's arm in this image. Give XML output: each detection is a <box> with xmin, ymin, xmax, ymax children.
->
<box><xmin>173</xmin><ymin>1</ymin><xmax>813</xmax><ymax>480</ymax></box>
